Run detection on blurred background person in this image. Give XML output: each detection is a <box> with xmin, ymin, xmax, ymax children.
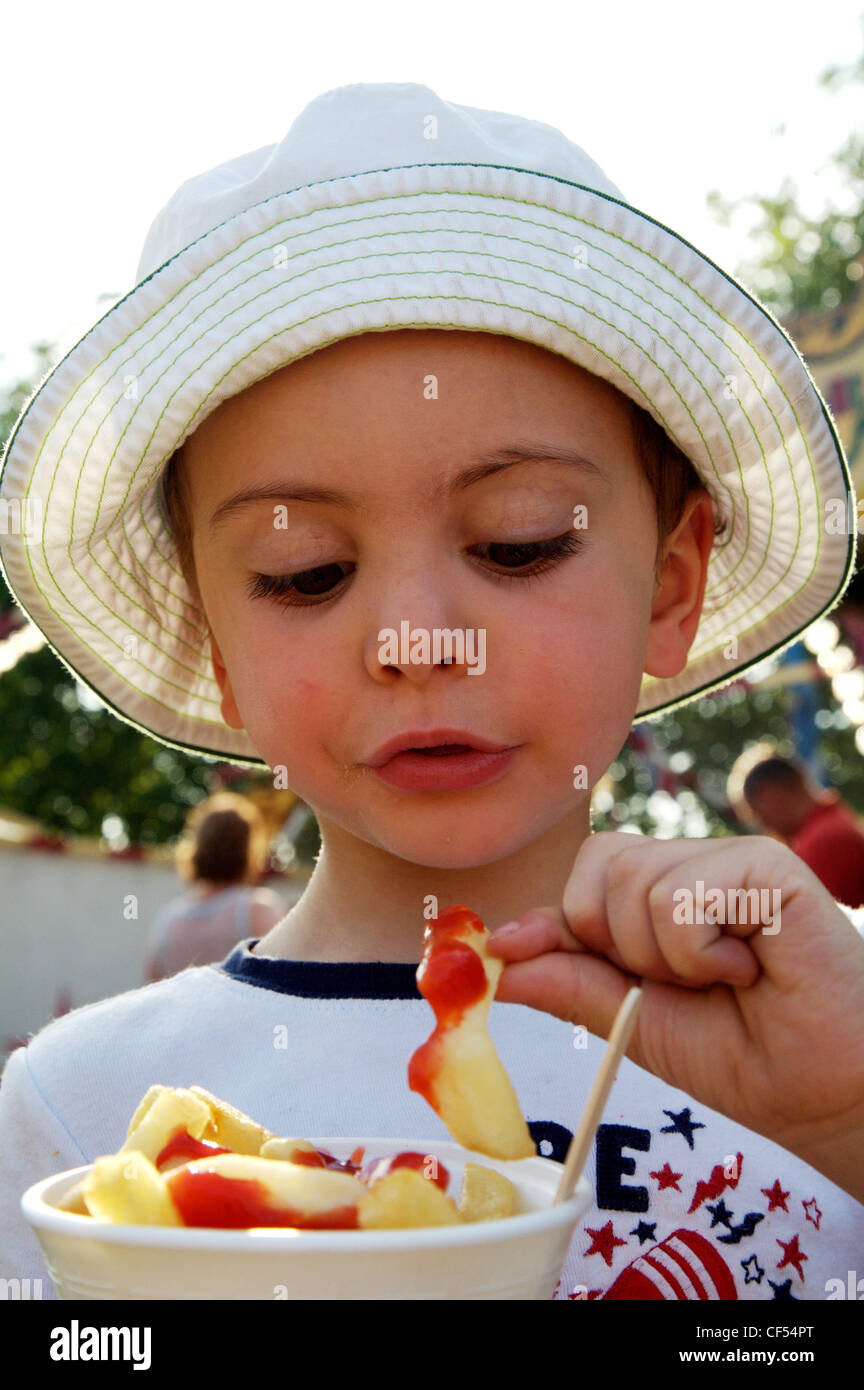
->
<box><xmin>731</xmin><ymin>750</ymin><xmax>864</xmax><ymax>909</ymax></box>
<box><xmin>144</xmin><ymin>793</ymin><xmax>286</xmax><ymax>981</ymax></box>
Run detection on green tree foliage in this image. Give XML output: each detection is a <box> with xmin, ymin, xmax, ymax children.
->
<box><xmin>0</xmin><ymin>640</ymin><xmax>217</xmax><ymax>845</ymax></box>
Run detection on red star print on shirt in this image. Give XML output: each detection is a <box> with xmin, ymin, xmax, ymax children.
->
<box><xmin>584</xmin><ymin>1220</ymin><xmax>627</xmax><ymax>1266</ymax></box>
<box><xmin>776</xmin><ymin>1233</ymin><xmax>808</xmax><ymax>1280</ymax></box>
<box><xmin>650</xmin><ymin>1162</ymin><xmax>683</xmax><ymax>1192</ymax></box>
<box><xmin>802</xmin><ymin>1197</ymin><xmax>822</xmax><ymax>1229</ymax></box>
<box><xmin>761</xmin><ymin>1179</ymin><xmax>790</xmax><ymax>1212</ymax></box>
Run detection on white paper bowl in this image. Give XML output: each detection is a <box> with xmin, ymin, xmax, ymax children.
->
<box><xmin>22</xmin><ymin>1137</ymin><xmax>592</xmax><ymax>1300</ymax></box>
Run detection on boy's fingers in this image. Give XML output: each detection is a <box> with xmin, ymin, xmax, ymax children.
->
<box><xmin>488</xmin><ymin>833</ymin><xmax>823</xmax><ymax>989</ymax></box>
<box><xmin>486</xmin><ymin>906</ymin><xmax>587</xmax><ymax>961</ymax></box>
<box><xmin>560</xmin><ymin>830</ymin><xmax>806</xmax><ymax>987</ymax></box>
<box><xmin>493</xmin><ymin>949</ymin><xmax>642</xmax><ymax>1047</ymax></box>
<box><xmin>561</xmin><ymin>831</ymin><xmax>733</xmax><ymax>950</ymax></box>
<box><xmin>648</xmin><ymin>850</ymin><xmax>771</xmax><ymax>986</ymax></box>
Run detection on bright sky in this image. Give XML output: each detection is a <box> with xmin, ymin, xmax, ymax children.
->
<box><xmin>1</xmin><ymin>0</ymin><xmax>861</xmax><ymax>393</ymax></box>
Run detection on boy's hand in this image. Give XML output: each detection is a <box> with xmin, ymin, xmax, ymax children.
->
<box><xmin>487</xmin><ymin>831</ymin><xmax>864</xmax><ymax>1200</ymax></box>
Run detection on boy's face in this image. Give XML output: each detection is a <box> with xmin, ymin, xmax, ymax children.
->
<box><xmin>182</xmin><ymin>329</ymin><xmax>708</xmax><ymax>869</ymax></box>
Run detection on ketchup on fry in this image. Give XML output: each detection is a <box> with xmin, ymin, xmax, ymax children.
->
<box><xmin>408</xmin><ymin>906</ymin><xmax>489</xmax><ymax>1107</ymax></box>
<box><xmin>360</xmin><ymin>1151</ymin><xmax>450</xmax><ymax>1191</ymax></box>
<box><xmin>155</xmin><ymin>1130</ymin><xmax>231</xmax><ymax>1169</ymax></box>
<box><xmin>289</xmin><ymin>1145</ymin><xmax>366</xmax><ymax>1174</ymax></box>
<box><xmin>166</xmin><ymin>1168</ymin><xmax>360</xmax><ymax>1229</ymax></box>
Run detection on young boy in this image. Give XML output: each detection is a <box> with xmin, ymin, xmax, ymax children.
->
<box><xmin>1</xmin><ymin>82</ymin><xmax>862</xmax><ymax>1301</ymax></box>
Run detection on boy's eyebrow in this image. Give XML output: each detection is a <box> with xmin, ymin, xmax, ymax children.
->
<box><xmin>207</xmin><ymin>444</ymin><xmax>606</xmax><ymax>535</ymax></box>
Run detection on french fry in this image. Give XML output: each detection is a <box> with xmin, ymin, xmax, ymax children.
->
<box><xmin>124</xmin><ymin>1083</ymin><xmax>168</xmax><ymax>1137</ymax></box>
<box><xmin>82</xmin><ymin>1151</ymin><xmax>183</xmax><ymax>1226</ymax></box>
<box><xmin>120</xmin><ymin>1087</ymin><xmax>212</xmax><ymax>1163</ymax></box>
<box><xmin>259</xmin><ymin>1137</ymin><xmax>320</xmax><ymax>1162</ymax></box>
<box><xmin>189</xmin><ymin>1085</ymin><xmax>274</xmax><ymax>1154</ymax></box>
<box><xmin>163</xmin><ymin>1153</ymin><xmax>365</xmax><ymax>1227</ymax></box>
<box><xmin>457</xmin><ymin>1163</ymin><xmax>517</xmax><ymax>1222</ymax></box>
<box><xmin>357</xmin><ymin>1167</ymin><xmax>461</xmax><ymax>1229</ymax></box>
<box><xmin>408</xmin><ymin>906</ymin><xmax>536</xmax><ymax>1160</ymax></box>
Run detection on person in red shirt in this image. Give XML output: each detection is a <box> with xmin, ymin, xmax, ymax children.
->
<box><xmin>740</xmin><ymin>755</ymin><xmax>864</xmax><ymax>908</ymax></box>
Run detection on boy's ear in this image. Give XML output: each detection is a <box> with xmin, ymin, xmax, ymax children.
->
<box><xmin>643</xmin><ymin>491</ymin><xmax>715</xmax><ymax>680</ymax></box>
<box><xmin>208</xmin><ymin>632</ymin><xmax>245</xmax><ymax>730</ymax></box>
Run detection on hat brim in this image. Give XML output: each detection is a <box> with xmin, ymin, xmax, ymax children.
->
<box><xmin>0</xmin><ymin>161</ymin><xmax>856</xmax><ymax>765</ymax></box>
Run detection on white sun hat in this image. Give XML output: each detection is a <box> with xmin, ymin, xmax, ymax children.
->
<box><xmin>0</xmin><ymin>82</ymin><xmax>856</xmax><ymax>767</ymax></box>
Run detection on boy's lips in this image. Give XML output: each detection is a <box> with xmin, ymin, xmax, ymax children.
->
<box><xmin>363</xmin><ymin>729</ymin><xmax>521</xmax><ymax>791</ymax></box>
<box><xmin>364</xmin><ymin>728</ymin><xmax>515</xmax><ymax>768</ymax></box>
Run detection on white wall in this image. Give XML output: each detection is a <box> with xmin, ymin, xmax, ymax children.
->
<box><xmin>0</xmin><ymin>843</ymin><xmax>302</xmax><ymax>1057</ymax></box>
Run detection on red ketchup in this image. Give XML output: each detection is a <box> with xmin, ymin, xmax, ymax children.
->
<box><xmin>407</xmin><ymin>906</ymin><xmax>488</xmax><ymax>1109</ymax></box>
<box><xmin>155</xmin><ymin>1129</ymin><xmax>231</xmax><ymax>1169</ymax></box>
<box><xmin>289</xmin><ymin>1145</ymin><xmax>366</xmax><ymax>1174</ymax></box>
<box><xmin>166</xmin><ymin>1168</ymin><xmax>359</xmax><ymax>1229</ymax></box>
<box><xmin>360</xmin><ymin>1151</ymin><xmax>450</xmax><ymax>1192</ymax></box>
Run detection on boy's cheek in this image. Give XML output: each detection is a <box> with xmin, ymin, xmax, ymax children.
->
<box><xmin>238</xmin><ymin>671</ymin><xmax>345</xmax><ymax>773</ymax></box>
<box><xmin>292</xmin><ymin>677</ymin><xmax>325</xmax><ymax>704</ymax></box>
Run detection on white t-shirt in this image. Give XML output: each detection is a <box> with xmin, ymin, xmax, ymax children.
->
<box><xmin>2</xmin><ymin>915</ymin><xmax>863</xmax><ymax>1301</ymax></box>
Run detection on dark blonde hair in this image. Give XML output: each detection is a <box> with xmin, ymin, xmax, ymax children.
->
<box><xmin>160</xmin><ymin>392</ymin><xmax>727</xmax><ymax>605</ymax></box>
<box><xmin>174</xmin><ymin>792</ymin><xmax>270</xmax><ymax>885</ymax></box>
<box><xmin>628</xmin><ymin>398</ymin><xmax>727</xmax><ymax>564</ymax></box>
<box><xmin>161</xmin><ymin>440</ymin><xmax>199</xmax><ymax>606</ymax></box>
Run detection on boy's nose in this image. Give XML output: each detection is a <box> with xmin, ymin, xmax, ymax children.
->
<box><xmin>363</xmin><ymin>601</ymin><xmax>480</xmax><ymax>687</ymax></box>
<box><xmin>363</xmin><ymin>619</ymin><xmax>479</xmax><ymax>685</ymax></box>
<box><xmin>355</xmin><ymin>546</ymin><xmax>487</xmax><ymax>684</ymax></box>
<box><xmin>370</xmin><ymin>644</ymin><xmax>465</xmax><ymax>685</ymax></box>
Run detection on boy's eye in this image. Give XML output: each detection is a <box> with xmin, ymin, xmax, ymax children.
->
<box><xmin>470</xmin><ymin>531</ymin><xmax>584</xmax><ymax>579</ymax></box>
<box><xmin>246</xmin><ymin>562</ymin><xmax>355</xmax><ymax>607</ymax></box>
<box><xmin>246</xmin><ymin>531</ymin><xmax>584</xmax><ymax>608</ymax></box>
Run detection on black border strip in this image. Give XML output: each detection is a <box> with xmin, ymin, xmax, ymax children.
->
<box><xmin>216</xmin><ymin>939</ymin><xmax>422</xmax><ymax>999</ymax></box>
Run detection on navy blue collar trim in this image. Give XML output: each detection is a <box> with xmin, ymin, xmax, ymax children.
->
<box><xmin>216</xmin><ymin>939</ymin><xmax>422</xmax><ymax>999</ymax></box>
